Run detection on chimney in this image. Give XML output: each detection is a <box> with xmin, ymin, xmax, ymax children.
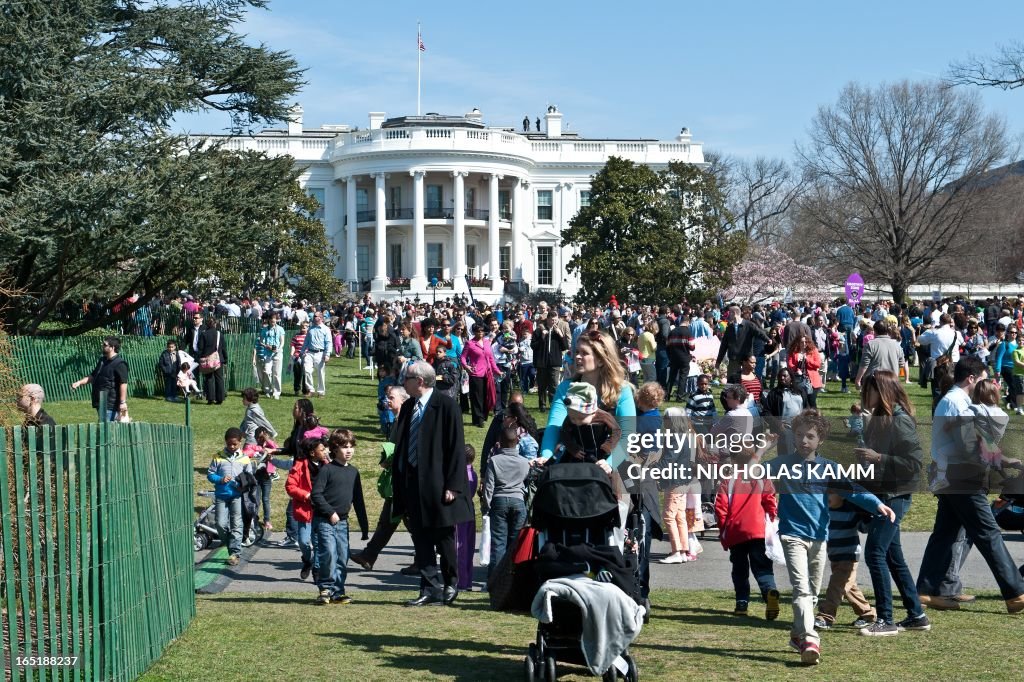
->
<box><xmin>369</xmin><ymin>112</ymin><xmax>386</xmax><ymax>130</ymax></box>
<box><xmin>677</xmin><ymin>127</ymin><xmax>692</xmax><ymax>143</ymax></box>
<box><xmin>287</xmin><ymin>104</ymin><xmax>303</xmax><ymax>136</ymax></box>
<box><xmin>544</xmin><ymin>105</ymin><xmax>562</xmax><ymax>138</ymax></box>
<box><xmin>465</xmin><ymin>108</ymin><xmax>483</xmax><ymax>124</ymax></box>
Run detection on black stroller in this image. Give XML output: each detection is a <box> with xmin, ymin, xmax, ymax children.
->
<box><xmin>523</xmin><ymin>463</ymin><xmax>641</xmax><ymax>682</ymax></box>
<box><xmin>994</xmin><ymin>475</ymin><xmax>1024</xmax><ymax>534</ymax></box>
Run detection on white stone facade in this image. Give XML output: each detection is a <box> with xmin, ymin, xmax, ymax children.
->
<box><xmin>196</xmin><ymin>106</ymin><xmax>704</xmax><ymax>302</ymax></box>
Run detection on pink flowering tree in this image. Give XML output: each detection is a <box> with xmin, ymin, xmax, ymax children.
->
<box><xmin>721</xmin><ymin>247</ymin><xmax>833</xmax><ymax>304</ymax></box>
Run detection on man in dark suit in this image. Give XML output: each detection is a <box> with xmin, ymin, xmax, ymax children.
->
<box><xmin>715</xmin><ymin>305</ymin><xmax>768</xmax><ymax>383</ymax></box>
<box><xmin>196</xmin><ymin>317</ymin><xmax>227</xmax><ymax>404</ymax></box>
<box><xmin>392</xmin><ymin>362</ymin><xmax>473</xmax><ymax>606</ymax></box>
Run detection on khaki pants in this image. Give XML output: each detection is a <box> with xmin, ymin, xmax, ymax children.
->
<box><xmin>781</xmin><ymin>535</ymin><xmax>827</xmax><ymax>645</ymax></box>
<box><xmin>662</xmin><ymin>491</ymin><xmax>689</xmax><ymax>554</ymax></box>
<box><xmin>817</xmin><ymin>559</ymin><xmax>876</xmax><ymax>622</ymax></box>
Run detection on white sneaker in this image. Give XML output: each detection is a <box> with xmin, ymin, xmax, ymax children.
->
<box><xmin>1017</xmin><ymin>408</ymin><xmax>1024</xmax><ymax>416</ymax></box>
<box><xmin>689</xmin><ymin>536</ymin><xmax>703</xmax><ymax>555</ymax></box>
<box><xmin>658</xmin><ymin>552</ymin><xmax>684</xmax><ymax>564</ymax></box>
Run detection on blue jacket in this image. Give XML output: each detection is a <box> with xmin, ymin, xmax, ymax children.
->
<box><xmin>766</xmin><ymin>452</ymin><xmax>882</xmax><ymax>541</ymax></box>
<box><xmin>207</xmin><ymin>450</ymin><xmax>254</xmax><ymax>500</ymax></box>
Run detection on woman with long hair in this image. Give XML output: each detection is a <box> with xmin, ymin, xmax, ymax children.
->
<box><xmin>787</xmin><ymin>335</ymin><xmax>823</xmax><ymax>408</ymax></box>
<box><xmin>854</xmin><ymin>370</ymin><xmax>927</xmax><ymax>635</ymax></box>
<box><xmin>537</xmin><ymin>329</ymin><xmax>637</xmax><ymax>543</ymax></box>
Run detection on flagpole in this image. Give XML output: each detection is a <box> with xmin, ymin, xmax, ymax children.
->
<box><xmin>417</xmin><ymin>21</ymin><xmax>422</xmax><ymax>116</ymax></box>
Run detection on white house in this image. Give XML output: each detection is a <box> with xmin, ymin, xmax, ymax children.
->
<box><xmin>196</xmin><ymin>105</ymin><xmax>704</xmax><ymax>302</ymax></box>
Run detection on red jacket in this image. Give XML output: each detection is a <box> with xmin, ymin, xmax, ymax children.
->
<box><xmin>787</xmin><ymin>347</ymin><xmax>823</xmax><ymax>390</ymax></box>
<box><xmin>714</xmin><ymin>478</ymin><xmax>778</xmax><ymax>550</ymax></box>
<box><xmin>285</xmin><ymin>458</ymin><xmax>317</xmax><ymax>523</ymax></box>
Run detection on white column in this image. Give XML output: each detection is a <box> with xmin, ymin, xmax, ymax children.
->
<box><xmin>488</xmin><ymin>173</ymin><xmax>502</xmax><ymax>292</ymax></box>
<box><xmin>327</xmin><ymin>180</ymin><xmax>345</xmax><ymax>279</ymax></box>
<box><xmin>452</xmin><ymin>171</ymin><xmax>467</xmax><ymax>287</ymax></box>
<box><xmin>511</xmin><ymin>178</ymin><xmax>524</xmax><ymax>282</ymax></box>
<box><xmin>410</xmin><ymin>170</ymin><xmax>427</xmax><ymax>290</ymax></box>
<box><xmin>371</xmin><ymin>173</ymin><xmax>387</xmax><ymax>292</ymax></box>
<box><xmin>345</xmin><ymin>176</ymin><xmax>358</xmax><ymax>286</ymax></box>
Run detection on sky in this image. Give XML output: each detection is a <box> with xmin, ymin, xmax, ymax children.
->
<box><xmin>176</xmin><ymin>0</ymin><xmax>1024</xmax><ymax>162</ymax></box>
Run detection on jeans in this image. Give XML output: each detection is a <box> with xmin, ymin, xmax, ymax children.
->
<box><xmin>917</xmin><ymin>494</ymin><xmax>1024</xmax><ymax>601</ymax></box>
<box><xmin>865</xmin><ymin>495</ymin><xmax>921</xmax><ymax>622</ymax></box>
<box><xmin>519</xmin><ymin>362</ymin><xmax>535</xmax><ymax>392</ymax></box>
<box><xmin>836</xmin><ymin>355</ymin><xmax>850</xmax><ymax>391</ymax></box>
<box><xmin>667</xmin><ymin>365</ymin><xmax>687</xmax><ymax>398</ymax></box>
<box><xmin>297</xmin><ymin>520</ymin><xmax>319</xmax><ymax>570</ymax></box>
<box><xmin>640</xmin><ymin>359</ymin><xmax>656</xmax><ymax>383</ymax></box>
<box><xmin>655</xmin><ymin>349</ymin><xmax>669</xmax><ymax>389</ymax></box>
<box><xmin>257</xmin><ymin>478</ymin><xmax>272</xmax><ymax>524</ymax></box>
<box><xmin>215</xmin><ymin>496</ymin><xmax>243</xmax><ymax>556</ymax></box>
<box><xmin>314</xmin><ymin>517</ymin><xmax>349</xmax><ymax>597</ymax></box>
<box><xmin>729</xmin><ymin>539</ymin><xmax>777</xmax><ymax>603</ymax></box>
<box><xmin>781</xmin><ymin>535</ymin><xmax>827</xmax><ymax>645</ymax></box>
<box><xmin>285</xmin><ymin>500</ymin><xmax>297</xmax><ymax>541</ymax></box>
<box><xmin>939</xmin><ymin>528</ymin><xmax>973</xmax><ymax>597</ymax></box>
<box><xmin>754</xmin><ymin>355</ymin><xmax>766</xmax><ymax>381</ymax></box>
<box><xmin>488</xmin><ymin>496</ymin><xmax>527</xmax><ymax>577</ymax></box>
<box><xmin>163</xmin><ymin>374</ymin><xmax>177</xmax><ymax>400</ymax></box>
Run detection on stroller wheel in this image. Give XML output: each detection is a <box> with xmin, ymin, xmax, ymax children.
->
<box><xmin>625</xmin><ymin>653</ymin><xmax>639</xmax><ymax>682</ymax></box>
<box><xmin>602</xmin><ymin>667</ymin><xmax>618</xmax><ymax>681</ymax></box>
<box><xmin>524</xmin><ymin>644</ymin><xmax>538</xmax><ymax>680</ymax></box>
<box><xmin>193</xmin><ymin>531</ymin><xmax>209</xmax><ymax>552</ymax></box>
<box><xmin>642</xmin><ymin>597</ymin><xmax>651</xmax><ymax>624</ymax></box>
<box><xmin>543</xmin><ymin>655</ymin><xmax>556</xmax><ymax>682</ymax></box>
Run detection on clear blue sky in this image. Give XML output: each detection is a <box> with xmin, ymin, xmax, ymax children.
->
<box><xmin>178</xmin><ymin>0</ymin><xmax>1024</xmax><ymax>161</ymax></box>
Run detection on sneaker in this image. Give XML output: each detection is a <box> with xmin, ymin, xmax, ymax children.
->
<box><xmin>278</xmin><ymin>537</ymin><xmax>298</xmax><ymax>548</ymax></box>
<box><xmin>658</xmin><ymin>552</ymin><xmax>684</xmax><ymax>564</ymax></box>
<box><xmin>897</xmin><ymin>614</ymin><xmax>931</xmax><ymax>631</ymax></box>
<box><xmin>800</xmin><ymin>641</ymin><xmax>820</xmax><ymax>665</ymax></box>
<box><xmin>684</xmin><ymin>552</ymin><xmax>699</xmax><ymax>562</ymax></box>
<box><xmin>227</xmin><ymin>554</ymin><xmax>240</xmax><ymax>567</ymax></box>
<box><xmin>734</xmin><ymin>600</ymin><xmax>749</xmax><ymax>616</ymax></box>
<box><xmin>814</xmin><ymin>616</ymin><xmax>832</xmax><ymax>631</ymax></box>
<box><xmin>270</xmin><ymin>472</ymin><xmax>281</xmax><ymax>481</ymax></box>
<box><xmin>330</xmin><ymin>594</ymin><xmax>353</xmax><ymax>605</ymax></box>
<box><xmin>851</xmin><ymin>616</ymin><xmax>875</xmax><ymax>629</ymax></box>
<box><xmin>919</xmin><ymin>594</ymin><xmax>960</xmax><ymax>611</ymax></box>
<box><xmin>859</xmin><ymin>620</ymin><xmax>899</xmax><ymax>637</ymax></box>
<box><xmin>788</xmin><ymin>636</ymin><xmax>803</xmax><ymax>653</ymax></box>
<box><xmin>840</xmin><ymin>387</ymin><xmax>850</xmax><ymax>394</ymax></box>
<box><xmin>317</xmin><ymin>589</ymin><xmax>331</xmax><ymax>605</ymax></box>
<box><xmin>300</xmin><ymin>562</ymin><xmax>312</xmax><ymax>580</ymax></box>
<box><xmin>765</xmin><ymin>589</ymin><xmax>780</xmax><ymax>621</ymax></box>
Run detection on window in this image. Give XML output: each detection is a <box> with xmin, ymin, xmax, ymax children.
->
<box><xmin>537</xmin><ymin>190</ymin><xmax>553</xmax><ymax>220</ymax></box>
<box><xmin>426</xmin><ymin>185</ymin><xmax>443</xmax><ymax>208</ymax></box>
<box><xmin>427</xmin><ymin>243</ymin><xmax>444</xmax><ymax>281</ymax></box>
<box><xmin>579</xmin><ymin>190</ymin><xmax>591</xmax><ymax>208</ymax></box>
<box><xmin>356</xmin><ymin>188</ymin><xmax>368</xmax><ymax>212</ymax></box>
<box><xmin>465</xmin><ymin>187</ymin><xmax>475</xmax><ymax>212</ymax></box>
<box><xmin>500</xmin><ymin>246</ymin><xmax>511</xmax><ymax>281</ymax></box>
<box><xmin>389</xmin><ymin>244</ymin><xmax>402</xmax><ymax>278</ymax></box>
<box><xmin>499</xmin><ymin>190</ymin><xmax>511</xmax><ymax>219</ymax></box>
<box><xmin>389</xmin><ymin>186</ymin><xmax>402</xmax><ymax>215</ymax></box>
<box><xmin>537</xmin><ymin>246</ymin><xmax>553</xmax><ymax>286</ymax></box>
<box><xmin>307</xmin><ymin>187</ymin><xmax>326</xmax><ymax>222</ymax></box>
<box><xmin>356</xmin><ymin>245</ymin><xmax>369</xmax><ymax>283</ymax></box>
<box><xmin>466</xmin><ymin>244</ymin><xmax>477</xmax><ymax>278</ymax></box>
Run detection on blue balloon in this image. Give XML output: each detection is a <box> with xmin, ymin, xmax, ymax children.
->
<box><xmin>431</xmin><ymin>277</ymin><xmax>438</xmax><ymax>287</ymax></box>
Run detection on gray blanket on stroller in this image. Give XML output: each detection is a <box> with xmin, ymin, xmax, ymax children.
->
<box><xmin>531</xmin><ymin>576</ymin><xmax>644</xmax><ymax>675</ymax></box>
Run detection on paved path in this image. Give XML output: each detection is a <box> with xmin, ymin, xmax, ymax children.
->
<box><xmin>209</xmin><ymin>530</ymin><xmax>1024</xmax><ymax>595</ymax></box>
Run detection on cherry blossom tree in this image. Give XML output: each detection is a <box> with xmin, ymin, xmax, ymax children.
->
<box><xmin>721</xmin><ymin>247</ymin><xmax>833</xmax><ymax>304</ymax></box>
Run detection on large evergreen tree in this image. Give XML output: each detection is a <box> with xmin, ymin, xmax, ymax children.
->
<box><xmin>0</xmin><ymin>0</ymin><xmax>335</xmax><ymax>334</ymax></box>
<box><xmin>562</xmin><ymin>157</ymin><xmax>747</xmax><ymax>306</ymax></box>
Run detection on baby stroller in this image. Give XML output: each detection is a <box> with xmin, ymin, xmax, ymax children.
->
<box><xmin>524</xmin><ymin>463</ymin><xmax>642</xmax><ymax>682</ymax></box>
<box><xmin>993</xmin><ymin>476</ymin><xmax>1024</xmax><ymax>534</ymax></box>
<box><xmin>194</xmin><ymin>490</ymin><xmax>264</xmax><ymax>551</ymax></box>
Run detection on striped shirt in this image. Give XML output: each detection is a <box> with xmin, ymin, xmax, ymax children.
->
<box><xmin>741</xmin><ymin>376</ymin><xmax>762</xmax><ymax>404</ymax></box>
<box><xmin>686</xmin><ymin>392</ymin><xmax>717</xmax><ymax>417</ymax></box>
<box><xmin>827</xmin><ymin>501</ymin><xmax>863</xmax><ymax>562</ymax></box>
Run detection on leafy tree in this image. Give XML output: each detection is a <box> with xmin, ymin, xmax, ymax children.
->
<box><xmin>563</xmin><ymin>157</ymin><xmax>746</xmax><ymax>306</ymax></box>
<box><xmin>0</xmin><ymin>0</ymin><xmax>320</xmax><ymax>335</ymax></box>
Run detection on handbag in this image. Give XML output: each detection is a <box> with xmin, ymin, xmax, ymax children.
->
<box><xmin>796</xmin><ymin>356</ymin><xmax>812</xmax><ymax>395</ymax></box>
<box><xmin>199</xmin><ymin>332</ymin><xmax>222</xmax><ymax>374</ymax></box>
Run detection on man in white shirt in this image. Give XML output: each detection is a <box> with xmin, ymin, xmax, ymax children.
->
<box><xmin>917</xmin><ymin>314</ymin><xmax>962</xmax><ymax>363</ymax></box>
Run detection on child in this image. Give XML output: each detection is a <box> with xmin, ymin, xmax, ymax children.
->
<box><xmin>845</xmin><ymin>403</ymin><xmax>865</xmax><ymax>442</ymax></box>
<box><xmin>635</xmin><ymin>382</ymin><xmax>666</xmax><ymax>445</ymax></box>
<box><xmin>206</xmin><ymin>427</ymin><xmax>253</xmax><ymax>566</ymax></box>
<box><xmin>518</xmin><ymin>331</ymin><xmax>536</xmax><ymax>393</ymax></box>
<box><xmin>686</xmin><ymin>374</ymin><xmax>717</xmax><ymax>434</ymax></box>
<box><xmin>285</xmin><ymin>435</ymin><xmax>330</xmax><ymax>582</ymax></box>
<box><xmin>310</xmin><ymin>429</ymin><xmax>369</xmax><ymax>605</ymax></box>
<box><xmin>455</xmin><ymin>445</ymin><xmax>478</xmax><ymax>590</ymax></box>
<box><xmin>177</xmin><ymin>361</ymin><xmax>200</xmax><ymax>396</ymax></box>
<box><xmin>482</xmin><ymin>421</ymin><xmax>530</xmax><ymax>574</ymax></box>
<box><xmin>767</xmin><ymin>410</ymin><xmax>894</xmax><ymax>666</ymax></box>
<box><xmin>814</xmin><ymin>494</ymin><xmax>877</xmax><ymax>631</ymax></box>
<box><xmin>658</xmin><ymin>408</ymin><xmax>701</xmax><ymax>563</ymax></box>
<box><xmin>714</xmin><ymin>445</ymin><xmax>780</xmax><ymax>620</ymax></box>
<box><xmin>240</xmin><ymin>387</ymin><xmax>277</xmax><ymax>446</ymax></box>
<box><xmin>558</xmin><ymin>382</ymin><xmax>622</xmax><ymax>468</ymax></box>
<box><xmin>158</xmin><ymin>340</ymin><xmax>182</xmax><ymax>401</ymax></box>
<box><xmin>244</xmin><ymin>426</ymin><xmax>287</xmax><ymax>531</ymax></box>
<box><xmin>377</xmin><ymin>364</ymin><xmax>398</xmax><ymax>438</ymax></box>
<box><xmin>961</xmin><ymin>378</ymin><xmax>1011</xmax><ymax>467</ymax></box>
<box><xmin>686</xmin><ymin>358</ymin><xmax>701</xmax><ymax>397</ymax></box>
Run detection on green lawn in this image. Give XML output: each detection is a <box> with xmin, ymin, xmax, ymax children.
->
<box><xmin>138</xmin><ymin>590</ymin><xmax>1024</xmax><ymax>681</ymax></box>
<box><xmin>40</xmin><ymin>357</ymin><xmax>955</xmax><ymax>532</ymax></box>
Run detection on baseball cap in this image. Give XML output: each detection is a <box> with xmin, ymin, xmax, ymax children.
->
<box><xmin>563</xmin><ymin>382</ymin><xmax>598</xmax><ymax>414</ymax></box>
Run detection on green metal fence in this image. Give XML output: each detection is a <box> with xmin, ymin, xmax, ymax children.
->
<box><xmin>1</xmin><ymin>422</ymin><xmax>195</xmax><ymax>681</ymax></box>
<box><xmin>11</xmin><ymin>333</ymin><xmax>276</xmax><ymax>403</ymax></box>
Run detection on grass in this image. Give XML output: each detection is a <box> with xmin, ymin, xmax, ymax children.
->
<box><xmin>138</xmin><ymin>589</ymin><xmax>1024</xmax><ymax>681</ymax></box>
<box><xmin>40</xmin><ymin>357</ymin><xmax>955</xmax><ymax>532</ymax></box>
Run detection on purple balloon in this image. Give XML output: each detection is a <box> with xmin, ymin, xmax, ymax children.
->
<box><xmin>845</xmin><ymin>273</ymin><xmax>865</xmax><ymax>305</ymax></box>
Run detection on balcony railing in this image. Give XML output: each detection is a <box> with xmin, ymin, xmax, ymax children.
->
<box><xmin>346</xmin><ymin>207</ymin><xmax>513</xmax><ymax>224</ymax></box>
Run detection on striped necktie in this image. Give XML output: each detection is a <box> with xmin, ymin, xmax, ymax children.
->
<box><xmin>407</xmin><ymin>400</ymin><xmax>423</xmax><ymax>468</ymax></box>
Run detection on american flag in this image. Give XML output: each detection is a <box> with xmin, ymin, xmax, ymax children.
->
<box><xmin>418</xmin><ymin>33</ymin><xmax>425</xmax><ymax>52</ymax></box>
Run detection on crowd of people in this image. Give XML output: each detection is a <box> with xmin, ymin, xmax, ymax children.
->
<box><xmin>21</xmin><ymin>289</ymin><xmax>1024</xmax><ymax>669</ymax></box>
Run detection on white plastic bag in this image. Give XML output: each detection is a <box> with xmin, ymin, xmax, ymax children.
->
<box><xmin>479</xmin><ymin>515</ymin><xmax>491</xmax><ymax>566</ymax></box>
<box><xmin>764</xmin><ymin>514</ymin><xmax>786</xmax><ymax>565</ymax></box>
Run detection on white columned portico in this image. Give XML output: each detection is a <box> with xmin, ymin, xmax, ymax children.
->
<box><xmin>511</xmin><ymin>178</ymin><xmax>525</xmax><ymax>282</ymax></box>
<box><xmin>371</xmin><ymin>173</ymin><xmax>388</xmax><ymax>292</ymax></box>
<box><xmin>452</xmin><ymin>171</ymin><xmax>467</xmax><ymax>287</ymax></box>
<box><xmin>344</xmin><ymin>176</ymin><xmax>358</xmax><ymax>287</ymax></box>
<box><xmin>559</xmin><ymin>182</ymin><xmax>573</xmax><ymax>290</ymax></box>
<box><xmin>410</xmin><ymin>170</ymin><xmax>427</xmax><ymax>290</ymax></box>
<box><xmin>488</xmin><ymin>173</ymin><xmax>502</xmax><ymax>292</ymax></box>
